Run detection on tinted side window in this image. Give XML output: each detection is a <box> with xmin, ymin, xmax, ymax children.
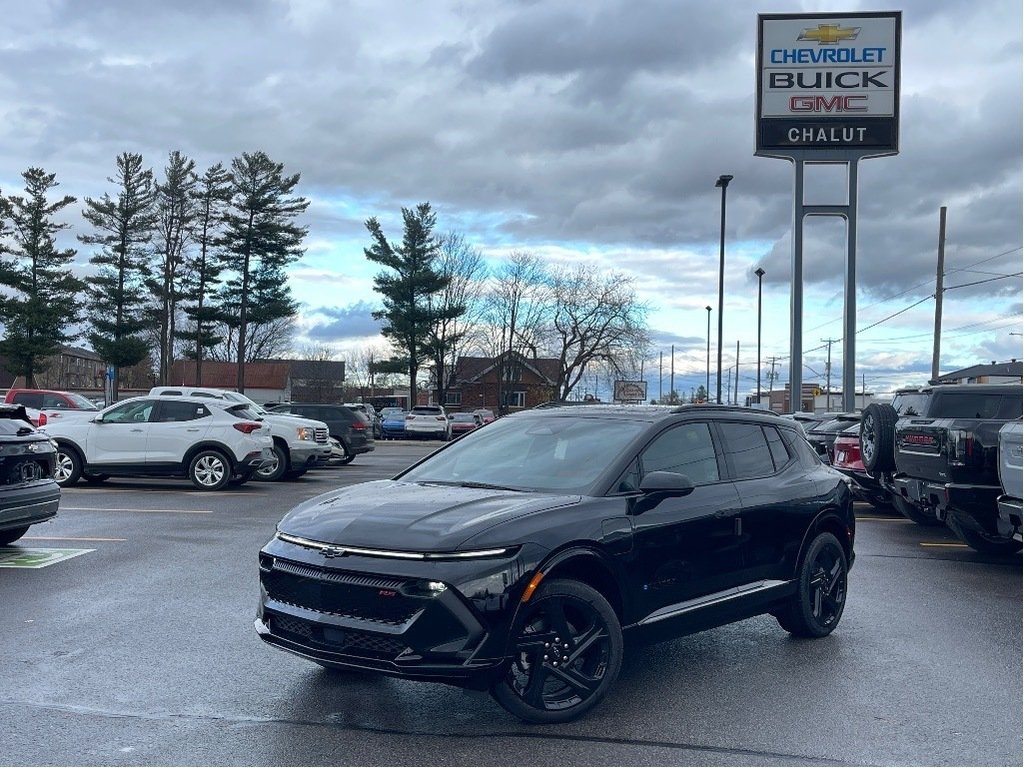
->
<box><xmin>996</xmin><ymin>394</ymin><xmax>1023</xmax><ymax>419</ymax></box>
<box><xmin>719</xmin><ymin>422</ymin><xmax>775</xmax><ymax>479</ymax></box>
<box><xmin>781</xmin><ymin>428</ymin><xmax>822</xmax><ymax>468</ymax></box>
<box><xmin>640</xmin><ymin>422</ymin><xmax>719</xmax><ymax>485</ymax></box>
<box><xmin>930</xmin><ymin>392</ymin><xmax>1021</xmax><ymax>419</ymax></box>
<box><xmin>156</xmin><ymin>401</ymin><xmax>210</xmax><ymax>422</ymax></box>
<box><xmin>764</xmin><ymin>426</ymin><xmax>791</xmax><ymax>470</ymax></box>
<box><xmin>12</xmin><ymin>392</ymin><xmax>43</xmax><ymax>409</ymax></box>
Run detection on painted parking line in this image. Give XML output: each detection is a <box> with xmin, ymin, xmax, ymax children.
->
<box><xmin>0</xmin><ymin>547</ymin><xmax>93</xmax><ymax>569</ymax></box>
<box><xmin>61</xmin><ymin>507</ymin><xmax>213</xmax><ymax>515</ymax></box>
<box><xmin>23</xmin><ymin>536</ymin><xmax>128</xmax><ymax>543</ymax></box>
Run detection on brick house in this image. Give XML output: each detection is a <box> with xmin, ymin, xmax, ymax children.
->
<box><xmin>435</xmin><ymin>352</ymin><xmax>559</xmax><ymax>413</ymax></box>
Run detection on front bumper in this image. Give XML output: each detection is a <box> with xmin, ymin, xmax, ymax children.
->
<box><xmin>290</xmin><ymin>443</ymin><xmax>332</xmax><ymax>468</ymax></box>
<box><xmin>255</xmin><ymin>541</ymin><xmax>521</xmax><ymax>688</ymax></box>
<box><xmin>0</xmin><ymin>480</ymin><xmax>60</xmax><ymax>531</ymax></box>
<box><xmin>996</xmin><ymin>496</ymin><xmax>1023</xmax><ymax>542</ymax></box>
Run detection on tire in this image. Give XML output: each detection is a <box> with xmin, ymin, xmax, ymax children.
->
<box><xmin>336</xmin><ymin>443</ymin><xmax>355</xmax><ymax>465</ymax></box>
<box><xmin>53</xmin><ymin>445</ymin><xmax>82</xmax><ymax>487</ymax></box>
<box><xmin>0</xmin><ymin>525</ymin><xmax>30</xmax><ymax>546</ymax></box>
<box><xmin>255</xmin><ymin>443</ymin><xmax>288</xmax><ymax>482</ymax></box>
<box><xmin>860</xmin><ymin>403</ymin><xmax>898</xmax><ymax>473</ymax></box>
<box><xmin>187</xmin><ymin>449</ymin><xmax>232</xmax><ymax>491</ymax></box>
<box><xmin>776</xmin><ymin>532</ymin><xmax>848</xmax><ymax>638</ymax></box>
<box><xmin>892</xmin><ymin>494</ymin><xmax>942</xmax><ymax>526</ymax></box>
<box><xmin>947</xmin><ymin>516</ymin><xmax>1023</xmax><ymax>555</ymax></box>
<box><xmin>491</xmin><ymin>578</ymin><xmax>623</xmax><ymax>724</ymax></box>
<box><xmin>82</xmin><ymin>472</ymin><xmax>109</xmax><ymax>485</ymax></box>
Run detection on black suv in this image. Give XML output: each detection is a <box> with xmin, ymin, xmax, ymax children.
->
<box><xmin>256</xmin><ymin>405</ymin><xmax>854</xmax><ymax>722</ymax></box>
<box><xmin>861</xmin><ymin>384</ymin><xmax>1023</xmax><ymax>553</ymax></box>
<box><xmin>0</xmin><ymin>405</ymin><xmax>61</xmax><ymax>545</ymax></box>
<box><xmin>268</xmin><ymin>403</ymin><xmax>374</xmax><ymax>465</ymax></box>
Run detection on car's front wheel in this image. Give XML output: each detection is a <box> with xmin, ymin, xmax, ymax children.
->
<box><xmin>0</xmin><ymin>525</ymin><xmax>30</xmax><ymax>546</ymax></box>
<box><xmin>255</xmin><ymin>444</ymin><xmax>288</xmax><ymax>482</ymax></box>
<box><xmin>53</xmin><ymin>446</ymin><xmax>82</xmax><ymax>487</ymax></box>
<box><xmin>776</xmin><ymin>531</ymin><xmax>848</xmax><ymax>638</ymax></box>
<box><xmin>491</xmin><ymin>578</ymin><xmax>623</xmax><ymax>724</ymax></box>
<box><xmin>188</xmin><ymin>450</ymin><xmax>231</xmax><ymax>491</ymax></box>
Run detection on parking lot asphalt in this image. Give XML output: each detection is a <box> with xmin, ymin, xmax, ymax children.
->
<box><xmin>1</xmin><ymin>440</ymin><xmax>1021</xmax><ymax>766</ymax></box>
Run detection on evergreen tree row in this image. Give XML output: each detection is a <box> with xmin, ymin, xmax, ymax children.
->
<box><xmin>0</xmin><ymin>150</ymin><xmax>308</xmax><ymax>399</ymax></box>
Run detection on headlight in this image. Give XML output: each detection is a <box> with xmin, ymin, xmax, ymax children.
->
<box><xmin>296</xmin><ymin>427</ymin><xmax>314</xmax><ymax>441</ymax></box>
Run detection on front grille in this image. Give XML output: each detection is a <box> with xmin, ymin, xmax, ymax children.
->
<box><xmin>315</xmin><ymin>427</ymin><xmax>329</xmax><ymax>444</ymax></box>
<box><xmin>263</xmin><ymin>560</ymin><xmax>422</xmax><ymax>626</ymax></box>
<box><xmin>268</xmin><ymin>614</ymin><xmax>409</xmax><ymax>659</ymax></box>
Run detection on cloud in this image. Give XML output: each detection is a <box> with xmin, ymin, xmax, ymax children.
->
<box><xmin>303</xmin><ymin>302</ymin><xmax>382</xmax><ymax>341</ymax></box>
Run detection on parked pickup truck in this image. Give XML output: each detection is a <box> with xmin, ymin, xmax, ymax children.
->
<box><xmin>883</xmin><ymin>384</ymin><xmax>1022</xmax><ymax>554</ymax></box>
<box><xmin>149</xmin><ymin>387</ymin><xmax>332</xmax><ymax>482</ymax></box>
<box><xmin>997</xmin><ymin>420</ymin><xmax>1023</xmax><ymax>543</ymax></box>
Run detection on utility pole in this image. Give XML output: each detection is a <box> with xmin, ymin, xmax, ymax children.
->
<box><xmin>658</xmin><ymin>351</ymin><xmax>663</xmax><ymax>402</ymax></box>
<box><xmin>821</xmin><ymin>337</ymin><xmax>840</xmax><ymax>410</ymax></box>
<box><xmin>734</xmin><ymin>340</ymin><xmax>740</xmax><ymax>406</ymax></box>
<box><xmin>726</xmin><ymin>366</ymin><xmax>733</xmax><ymax>404</ymax></box>
<box><xmin>767</xmin><ymin>356</ymin><xmax>779</xmax><ymax>394</ymax></box>
<box><xmin>931</xmin><ymin>206</ymin><xmax>947</xmax><ymax>382</ymax></box>
<box><xmin>670</xmin><ymin>345</ymin><xmax>675</xmax><ymax>403</ymax></box>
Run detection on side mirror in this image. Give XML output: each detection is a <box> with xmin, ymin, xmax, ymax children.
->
<box><xmin>638</xmin><ymin>471</ymin><xmax>695</xmax><ymax>496</ymax></box>
<box><xmin>92</xmin><ymin>415</ymin><xmax>104</xmax><ymax>424</ymax></box>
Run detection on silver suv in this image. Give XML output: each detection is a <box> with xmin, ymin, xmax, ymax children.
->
<box><xmin>149</xmin><ymin>387</ymin><xmax>331</xmax><ymax>481</ymax></box>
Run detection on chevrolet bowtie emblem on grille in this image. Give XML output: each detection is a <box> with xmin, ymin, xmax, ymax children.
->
<box><xmin>798</xmin><ymin>24</ymin><xmax>861</xmax><ymax>45</ymax></box>
<box><xmin>322</xmin><ymin>546</ymin><xmax>347</xmax><ymax>558</ymax></box>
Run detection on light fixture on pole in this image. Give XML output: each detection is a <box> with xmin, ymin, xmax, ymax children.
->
<box><xmin>705</xmin><ymin>305</ymin><xmax>712</xmax><ymax>401</ymax></box>
<box><xmin>715</xmin><ymin>174</ymin><xmax>733</xmax><ymax>405</ymax></box>
<box><xmin>755</xmin><ymin>267</ymin><xmax>765</xmax><ymax>405</ymax></box>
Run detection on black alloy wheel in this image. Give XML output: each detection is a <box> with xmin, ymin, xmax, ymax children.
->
<box><xmin>776</xmin><ymin>532</ymin><xmax>848</xmax><ymax>638</ymax></box>
<box><xmin>0</xmin><ymin>525</ymin><xmax>30</xmax><ymax>546</ymax></box>
<box><xmin>860</xmin><ymin>403</ymin><xmax>898</xmax><ymax>473</ymax></box>
<box><xmin>491</xmin><ymin>579</ymin><xmax>622</xmax><ymax>724</ymax></box>
<box><xmin>892</xmin><ymin>494</ymin><xmax>942</xmax><ymax>527</ymax></box>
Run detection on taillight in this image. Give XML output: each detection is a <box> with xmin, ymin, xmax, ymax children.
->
<box><xmin>351</xmin><ymin>422</ymin><xmax>367</xmax><ymax>431</ymax></box>
<box><xmin>36</xmin><ymin>412</ymin><xmax>47</xmax><ymax>427</ymax></box>
<box><xmin>233</xmin><ymin>422</ymin><xmax>261</xmax><ymax>434</ymax></box>
<box><xmin>948</xmin><ymin>429</ymin><xmax>974</xmax><ymax>466</ymax></box>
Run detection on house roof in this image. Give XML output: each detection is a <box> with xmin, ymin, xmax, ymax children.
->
<box><xmin>453</xmin><ymin>353</ymin><xmax>559</xmax><ymax>386</ymax></box>
<box><xmin>169</xmin><ymin>360</ymin><xmax>290</xmax><ymax>390</ymax></box>
<box><xmin>934</xmin><ymin>360</ymin><xmax>1022</xmax><ymax>384</ymax></box>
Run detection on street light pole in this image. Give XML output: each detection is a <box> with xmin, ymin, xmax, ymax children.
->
<box><xmin>755</xmin><ymin>267</ymin><xmax>765</xmax><ymax>405</ymax></box>
<box><xmin>705</xmin><ymin>305</ymin><xmax>712</xmax><ymax>400</ymax></box>
<box><xmin>715</xmin><ymin>174</ymin><xmax>733</xmax><ymax>404</ymax></box>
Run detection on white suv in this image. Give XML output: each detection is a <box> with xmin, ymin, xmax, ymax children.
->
<box><xmin>404</xmin><ymin>405</ymin><xmax>451</xmax><ymax>440</ymax></box>
<box><xmin>42</xmin><ymin>396</ymin><xmax>274</xmax><ymax>491</ymax></box>
<box><xmin>149</xmin><ymin>387</ymin><xmax>332</xmax><ymax>481</ymax></box>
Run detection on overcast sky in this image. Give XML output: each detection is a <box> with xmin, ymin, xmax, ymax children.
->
<box><xmin>1</xmin><ymin>0</ymin><xmax>1020</xmax><ymax>400</ymax></box>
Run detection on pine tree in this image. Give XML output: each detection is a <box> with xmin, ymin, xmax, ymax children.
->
<box><xmin>149</xmin><ymin>151</ymin><xmax>197</xmax><ymax>385</ymax></box>
<box><xmin>0</xmin><ymin>168</ymin><xmax>85</xmax><ymax>386</ymax></box>
<box><xmin>79</xmin><ymin>152</ymin><xmax>157</xmax><ymax>400</ymax></box>
<box><xmin>221</xmin><ymin>151</ymin><xmax>308</xmax><ymax>392</ymax></box>
<box><xmin>365</xmin><ymin>203</ymin><xmax>454</xmax><ymax>407</ymax></box>
<box><xmin>178</xmin><ymin>163</ymin><xmax>231</xmax><ymax>385</ymax></box>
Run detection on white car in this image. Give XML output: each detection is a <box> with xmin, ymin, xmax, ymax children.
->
<box><xmin>404</xmin><ymin>405</ymin><xmax>451</xmax><ymax>440</ymax></box>
<box><xmin>41</xmin><ymin>395</ymin><xmax>274</xmax><ymax>491</ymax></box>
<box><xmin>149</xmin><ymin>386</ymin><xmax>332</xmax><ymax>481</ymax></box>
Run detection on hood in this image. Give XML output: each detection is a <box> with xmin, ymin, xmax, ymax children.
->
<box><xmin>278</xmin><ymin>480</ymin><xmax>578</xmax><ymax>551</ymax></box>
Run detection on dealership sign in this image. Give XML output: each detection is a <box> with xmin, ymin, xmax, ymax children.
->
<box><xmin>613</xmin><ymin>380</ymin><xmax>647</xmax><ymax>402</ymax></box>
<box><xmin>756</xmin><ymin>11</ymin><xmax>901</xmax><ymax>156</ymax></box>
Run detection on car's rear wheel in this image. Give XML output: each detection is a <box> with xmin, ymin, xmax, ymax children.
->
<box><xmin>53</xmin><ymin>446</ymin><xmax>82</xmax><ymax>487</ymax></box>
<box><xmin>0</xmin><ymin>525</ymin><xmax>30</xmax><ymax>546</ymax></box>
<box><xmin>491</xmin><ymin>578</ymin><xmax>622</xmax><ymax>724</ymax></box>
<box><xmin>947</xmin><ymin>516</ymin><xmax>1022</xmax><ymax>555</ymax></box>
<box><xmin>188</xmin><ymin>450</ymin><xmax>231</xmax><ymax>491</ymax></box>
<box><xmin>860</xmin><ymin>403</ymin><xmax>898</xmax><ymax>473</ymax></box>
<box><xmin>255</xmin><ymin>444</ymin><xmax>288</xmax><ymax>482</ymax></box>
<box><xmin>776</xmin><ymin>532</ymin><xmax>848</xmax><ymax>638</ymax></box>
<box><xmin>892</xmin><ymin>494</ymin><xmax>942</xmax><ymax>526</ymax></box>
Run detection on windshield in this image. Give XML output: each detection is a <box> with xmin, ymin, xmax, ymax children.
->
<box><xmin>66</xmin><ymin>393</ymin><xmax>100</xmax><ymax>410</ymax></box>
<box><xmin>399</xmin><ymin>414</ymin><xmax>647</xmax><ymax>494</ymax></box>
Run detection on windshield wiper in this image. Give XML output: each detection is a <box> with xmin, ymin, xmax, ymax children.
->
<box><xmin>421</xmin><ymin>480</ymin><xmax>522</xmax><ymax>492</ymax></box>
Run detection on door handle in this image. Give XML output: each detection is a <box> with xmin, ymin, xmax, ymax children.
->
<box><xmin>130</xmin><ymin>428</ymin><xmax>144</xmax><ymax>433</ymax></box>
<box><xmin>186</xmin><ymin>428</ymin><xmax>200</xmax><ymax>432</ymax></box>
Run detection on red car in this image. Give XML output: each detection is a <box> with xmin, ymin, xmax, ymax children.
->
<box><xmin>449</xmin><ymin>412</ymin><xmax>483</xmax><ymax>436</ymax></box>
<box><xmin>3</xmin><ymin>388</ymin><xmax>100</xmax><ymax>427</ymax></box>
<box><xmin>832</xmin><ymin>424</ymin><xmax>891</xmax><ymax>510</ymax></box>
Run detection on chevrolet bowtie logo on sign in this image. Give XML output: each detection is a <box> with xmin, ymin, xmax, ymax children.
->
<box><xmin>798</xmin><ymin>24</ymin><xmax>861</xmax><ymax>45</ymax></box>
